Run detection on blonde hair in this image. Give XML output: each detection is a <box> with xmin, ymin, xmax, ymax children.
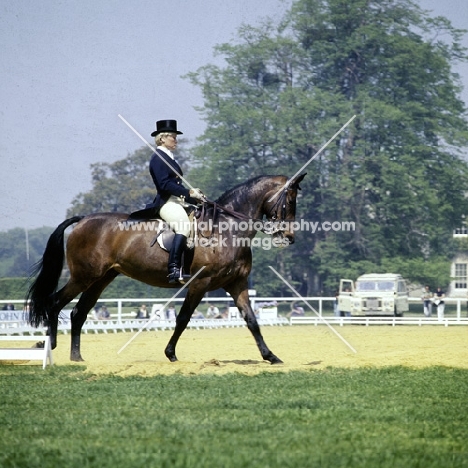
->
<box><xmin>155</xmin><ymin>132</ymin><xmax>174</xmax><ymax>146</ymax></box>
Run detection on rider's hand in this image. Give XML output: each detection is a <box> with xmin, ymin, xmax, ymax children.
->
<box><xmin>189</xmin><ymin>188</ymin><xmax>206</xmax><ymax>201</ymax></box>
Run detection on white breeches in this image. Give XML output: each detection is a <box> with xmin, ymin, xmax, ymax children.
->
<box><xmin>159</xmin><ymin>198</ymin><xmax>191</xmax><ymax>237</ymax></box>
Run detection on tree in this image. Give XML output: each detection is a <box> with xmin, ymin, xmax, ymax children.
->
<box><xmin>187</xmin><ymin>0</ymin><xmax>468</xmax><ymax>294</ymax></box>
<box><xmin>67</xmin><ymin>146</ymin><xmax>152</xmax><ymax>216</ymax></box>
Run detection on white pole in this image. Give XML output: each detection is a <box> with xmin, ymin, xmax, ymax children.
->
<box><xmin>268</xmin><ymin>115</ymin><xmax>357</xmax><ymax>202</ymax></box>
<box><xmin>117</xmin><ymin>266</ymin><xmax>206</xmax><ymax>354</ymax></box>
<box><xmin>269</xmin><ymin>266</ymin><xmax>357</xmax><ymax>353</ymax></box>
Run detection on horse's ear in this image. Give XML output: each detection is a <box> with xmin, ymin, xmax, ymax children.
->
<box><xmin>290</xmin><ymin>173</ymin><xmax>306</xmax><ymax>190</ymax></box>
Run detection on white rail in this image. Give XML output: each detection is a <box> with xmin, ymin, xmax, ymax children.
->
<box><xmin>0</xmin><ymin>317</ymin><xmax>289</xmax><ymax>336</ymax></box>
<box><xmin>289</xmin><ymin>316</ymin><xmax>468</xmax><ymax>327</ymax></box>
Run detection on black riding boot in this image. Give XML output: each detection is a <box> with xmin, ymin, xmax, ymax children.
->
<box><xmin>167</xmin><ymin>234</ymin><xmax>189</xmax><ymax>284</ymax></box>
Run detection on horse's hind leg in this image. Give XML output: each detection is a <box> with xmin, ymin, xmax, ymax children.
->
<box><xmin>164</xmin><ymin>289</ymin><xmax>204</xmax><ymax>362</ymax></box>
<box><xmin>226</xmin><ymin>281</ymin><xmax>283</xmax><ymax>364</ymax></box>
<box><xmin>69</xmin><ymin>271</ymin><xmax>119</xmax><ymax>361</ymax></box>
<box><xmin>47</xmin><ymin>282</ymin><xmax>84</xmax><ymax>349</ymax></box>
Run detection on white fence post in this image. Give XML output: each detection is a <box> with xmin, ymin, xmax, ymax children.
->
<box><xmin>117</xmin><ymin>299</ymin><xmax>122</xmax><ymax>323</ymax></box>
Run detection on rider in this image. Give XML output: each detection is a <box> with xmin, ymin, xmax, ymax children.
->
<box><xmin>148</xmin><ymin>120</ymin><xmax>205</xmax><ymax>284</ymax></box>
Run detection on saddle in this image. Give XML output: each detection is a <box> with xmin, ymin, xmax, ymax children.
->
<box><xmin>127</xmin><ymin>206</ymin><xmax>198</xmax><ymax>252</ymax></box>
<box><xmin>151</xmin><ymin>213</ymin><xmax>197</xmax><ymax>252</ymax></box>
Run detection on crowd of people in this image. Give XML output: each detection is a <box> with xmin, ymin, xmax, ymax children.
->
<box><xmin>130</xmin><ymin>303</ymin><xmax>230</xmax><ymax>321</ymax></box>
<box><xmin>93</xmin><ymin>305</ymin><xmax>110</xmax><ymax>320</ymax></box>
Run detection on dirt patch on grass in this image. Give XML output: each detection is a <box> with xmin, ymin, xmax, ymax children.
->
<box><xmin>36</xmin><ymin>325</ymin><xmax>468</xmax><ymax>376</ymax></box>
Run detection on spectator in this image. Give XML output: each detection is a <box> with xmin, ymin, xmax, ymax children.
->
<box><xmin>93</xmin><ymin>305</ymin><xmax>102</xmax><ymax>320</ymax></box>
<box><xmin>192</xmin><ymin>309</ymin><xmax>204</xmax><ymax>319</ymax></box>
<box><xmin>166</xmin><ymin>304</ymin><xmax>177</xmax><ymax>320</ymax></box>
<box><xmin>287</xmin><ymin>302</ymin><xmax>305</xmax><ymax>318</ymax></box>
<box><xmin>98</xmin><ymin>305</ymin><xmax>110</xmax><ymax>320</ymax></box>
<box><xmin>334</xmin><ymin>291</ymin><xmax>340</xmax><ymax>317</ymax></box>
<box><xmin>206</xmin><ymin>304</ymin><xmax>220</xmax><ymax>318</ymax></box>
<box><xmin>433</xmin><ymin>287</ymin><xmax>446</xmax><ymax>322</ymax></box>
<box><xmin>136</xmin><ymin>304</ymin><xmax>149</xmax><ymax>319</ymax></box>
<box><xmin>215</xmin><ymin>306</ymin><xmax>229</xmax><ymax>319</ymax></box>
<box><xmin>421</xmin><ymin>285</ymin><xmax>432</xmax><ymax>317</ymax></box>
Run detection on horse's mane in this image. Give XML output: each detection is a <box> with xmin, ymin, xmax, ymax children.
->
<box><xmin>215</xmin><ymin>175</ymin><xmax>286</xmax><ymax>206</ymax></box>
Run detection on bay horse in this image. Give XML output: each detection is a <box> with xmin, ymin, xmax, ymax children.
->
<box><xmin>26</xmin><ymin>173</ymin><xmax>306</xmax><ymax>364</ymax></box>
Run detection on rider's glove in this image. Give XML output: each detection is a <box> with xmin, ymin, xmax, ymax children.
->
<box><xmin>189</xmin><ymin>188</ymin><xmax>206</xmax><ymax>201</ymax></box>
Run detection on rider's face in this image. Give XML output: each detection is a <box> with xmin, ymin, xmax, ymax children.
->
<box><xmin>162</xmin><ymin>133</ymin><xmax>178</xmax><ymax>151</ymax></box>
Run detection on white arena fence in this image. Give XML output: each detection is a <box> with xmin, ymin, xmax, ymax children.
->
<box><xmin>1</xmin><ymin>297</ymin><xmax>468</xmax><ymax>336</ymax></box>
<box><xmin>290</xmin><ymin>316</ymin><xmax>468</xmax><ymax>327</ymax></box>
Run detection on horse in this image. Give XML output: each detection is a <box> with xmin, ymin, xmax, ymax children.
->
<box><xmin>26</xmin><ymin>173</ymin><xmax>306</xmax><ymax>364</ymax></box>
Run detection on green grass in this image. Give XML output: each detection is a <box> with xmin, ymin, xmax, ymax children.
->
<box><xmin>1</xmin><ymin>366</ymin><xmax>467</xmax><ymax>467</ymax></box>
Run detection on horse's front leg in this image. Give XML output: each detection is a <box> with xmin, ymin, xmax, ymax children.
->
<box><xmin>228</xmin><ymin>284</ymin><xmax>283</xmax><ymax>364</ymax></box>
<box><xmin>165</xmin><ymin>291</ymin><xmax>203</xmax><ymax>362</ymax></box>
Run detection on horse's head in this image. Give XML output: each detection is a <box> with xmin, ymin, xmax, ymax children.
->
<box><xmin>262</xmin><ymin>173</ymin><xmax>306</xmax><ymax>245</ymax></box>
<box><xmin>213</xmin><ymin>173</ymin><xmax>306</xmax><ymax>245</ymax></box>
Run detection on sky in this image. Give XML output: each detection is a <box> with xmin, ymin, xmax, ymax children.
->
<box><xmin>1</xmin><ymin>0</ymin><xmax>467</xmax><ymax>232</ymax></box>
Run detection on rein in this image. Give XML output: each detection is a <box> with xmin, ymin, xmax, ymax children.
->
<box><xmin>199</xmin><ymin>188</ymin><xmax>289</xmax><ymax>237</ymax></box>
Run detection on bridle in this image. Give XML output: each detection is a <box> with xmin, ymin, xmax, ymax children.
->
<box><xmin>199</xmin><ymin>184</ymin><xmax>294</xmax><ymax>237</ymax></box>
<box><xmin>267</xmin><ymin>187</ymin><xmax>290</xmax><ymax>223</ymax></box>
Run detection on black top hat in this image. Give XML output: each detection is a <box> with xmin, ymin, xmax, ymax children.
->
<box><xmin>151</xmin><ymin>120</ymin><xmax>183</xmax><ymax>137</ymax></box>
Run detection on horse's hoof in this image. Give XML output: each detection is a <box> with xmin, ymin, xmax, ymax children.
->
<box><xmin>165</xmin><ymin>346</ymin><xmax>178</xmax><ymax>362</ymax></box>
<box><xmin>269</xmin><ymin>356</ymin><xmax>283</xmax><ymax>365</ymax></box>
<box><xmin>70</xmin><ymin>355</ymin><xmax>85</xmax><ymax>362</ymax></box>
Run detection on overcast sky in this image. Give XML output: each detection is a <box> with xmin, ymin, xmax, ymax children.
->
<box><xmin>1</xmin><ymin>0</ymin><xmax>467</xmax><ymax>232</ymax></box>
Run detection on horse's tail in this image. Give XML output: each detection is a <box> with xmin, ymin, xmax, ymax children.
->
<box><xmin>26</xmin><ymin>216</ymin><xmax>84</xmax><ymax>327</ymax></box>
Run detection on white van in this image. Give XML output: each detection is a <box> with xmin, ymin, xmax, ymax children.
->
<box><xmin>338</xmin><ymin>273</ymin><xmax>409</xmax><ymax>316</ymax></box>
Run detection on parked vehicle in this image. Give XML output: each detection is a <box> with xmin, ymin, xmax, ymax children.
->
<box><xmin>338</xmin><ymin>274</ymin><xmax>409</xmax><ymax>317</ymax></box>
